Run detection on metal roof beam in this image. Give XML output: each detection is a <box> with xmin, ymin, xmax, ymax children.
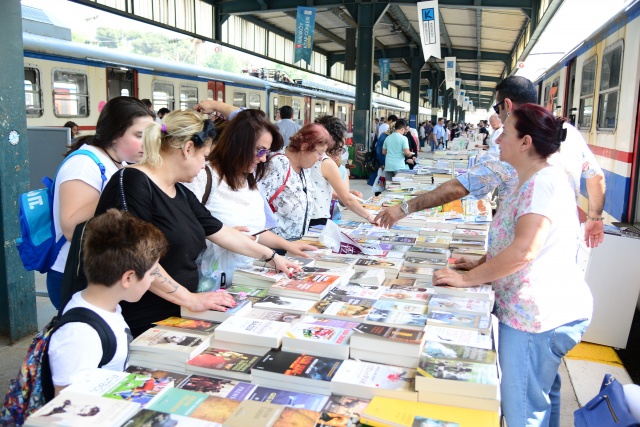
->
<box><xmin>390</xmin><ymin>72</ymin><xmax>500</xmax><ymax>83</ymax></box>
<box><xmin>461</xmin><ymin>84</ymin><xmax>496</xmax><ymax>91</ymax></box>
<box><xmin>330</xmin><ymin>47</ymin><xmax>509</xmax><ymax>62</ymax></box>
<box><xmin>386</xmin><ymin>5</ymin><xmax>423</xmax><ymax>50</ymax></box>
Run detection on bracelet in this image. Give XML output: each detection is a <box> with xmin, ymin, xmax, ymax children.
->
<box><xmin>586</xmin><ymin>216</ymin><xmax>605</xmax><ymax>221</ymax></box>
<box><xmin>262</xmin><ymin>249</ymin><xmax>277</xmax><ymax>263</ymax></box>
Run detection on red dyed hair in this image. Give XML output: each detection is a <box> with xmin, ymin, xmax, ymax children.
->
<box><xmin>511</xmin><ymin>103</ymin><xmax>565</xmax><ymax>159</ymax></box>
<box><xmin>288</xmin><ymin>123</ymin><xmax>334</xmax><ymax>152</ymax></box>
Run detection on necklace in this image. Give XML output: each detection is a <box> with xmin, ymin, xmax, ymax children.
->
<box><xmin>102</xmin><ymin>147</ymin><xmax>123</xmax><ymax>169</ymax></box>
<box><xmin>517</xmin><ymin>161</ymin><xmax>545</xmax><ymax>190</ymax></box>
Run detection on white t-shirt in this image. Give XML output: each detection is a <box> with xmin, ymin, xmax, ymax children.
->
<box><xmin>378</xmin><ymin>123</ymin><xmax>390</xmax><ymax>135</ymax></box>
<box><xmin>183</xmin><ymin>165</ymin><xmax>266</xmax><ymax>267</ymax></box>
<box><xmin>309</xmin><ymin>155</ymin><xmax>333</xmax><ymax>220</ymax></box>
<box><xmin>48</xmin><ymin>292</ymin><xmax>131</xmax><ymax>386</ymax></box>
<box><xmin>489</xmin><ymin>126</ymin><xmax>503</xmax><ymax>147</ymax></box>
<box><xmin>51</xmin><ymin>145</ymin><xmax>120</xmax><ymax>272</ymax></box>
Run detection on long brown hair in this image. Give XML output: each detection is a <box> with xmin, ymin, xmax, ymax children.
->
<box><xmin>209</xmin><ymin>109</ymin><xmax>283</xmax><ymax>191</ymax></box>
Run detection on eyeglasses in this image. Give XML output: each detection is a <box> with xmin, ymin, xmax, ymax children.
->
<box><xmin>191</xmin><ymin>119</ymin><xmax>217</xmax><ymax>147</ymax></box>
<box><xmin>312</xmin><ymin>148</ymin><xmax>326</xmax><ymax>159</ymax></box>
<box><xmin>256</xmin><ymin>148</ymin><xmax>271</xmax><ymax>158</ymax></box>
<box><xmin>492</xmin><ymin>100</ymin><xmax>505</xmax><ymax>115</ymax></box>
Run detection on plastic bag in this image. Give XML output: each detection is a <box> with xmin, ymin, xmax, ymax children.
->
<box><xmin>197</xmin><ymin>241</ymin><xmax>235</xmax><ymax>292</ymax></box>
<box><xmin>372</xmin><ymin>168</ymin><xmax>386</xmax><ymax>193</ymax></box>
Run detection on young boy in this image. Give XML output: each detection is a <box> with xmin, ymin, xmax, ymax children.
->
<box><xmin>47</xmin><ymin>209</ymin><xmax>168</xmax><ymax>395</ymax></box>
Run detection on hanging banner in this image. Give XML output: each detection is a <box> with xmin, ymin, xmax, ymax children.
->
<box><xmin>464</xmin><ymin>96</ymin><xmax>469</xmax><ymax>111</ymax></box>
<box><xmin>379</xmin><ymin>58</ymin><xmax>391</xmax><ymax>89</ymax></box>
<box><xmin>459</xmin><ymin>89</ymin><xmax>466</xmax><ymax>105</ymax></box>
<box><xmin>445</xmin><ymin>57</ymin><xmax>456</xmax><ymax>90</ymax></box>
<box><xmin>455</xmin><ymin>78</ymin><xmax>461</xmax><ymax>98</ymax></box>
<box><xmin>427</xmin><ymin>88</ymin><xmax>433</xmax><ymax>99</ymax></box>
<box><xmin>294</xmin><ymin>7</ymin><xmax>316</xmax><ymax>65</ymax></box>
<box><xmin>417</xmin><ymin>1</ymin><xmax>441</xmax><ymax>60</ymax></box>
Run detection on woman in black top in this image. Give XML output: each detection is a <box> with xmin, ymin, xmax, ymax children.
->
<box><xmin>95</xmin><ymin>111</ymin><xmax>301</xmax><ymax>337</ymax></box>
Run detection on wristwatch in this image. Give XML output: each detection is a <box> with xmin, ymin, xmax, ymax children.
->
<box><xmin>400</xmin><ymin>201</ymin><xmax>410</xmax><ymax>216</ymax></box>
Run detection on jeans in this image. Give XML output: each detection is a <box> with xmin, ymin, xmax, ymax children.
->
<box><xmin>499</xmin><ymin>318</ymin><xmax>590</xmax><ymax>427</ymax></box>
<box><xmin>430</xmin><ymin>140</ymin><xmax>436</xmax><ymax>153</ymax></box>
<box><xmin>46</xmin><ymin>269</ymin><xmax>64</xmax><ymax>310</ymax></box>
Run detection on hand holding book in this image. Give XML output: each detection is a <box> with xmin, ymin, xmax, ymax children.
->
<box><xmin>432</xmin><ymin>268</ymin><xmax>468</xmax><ymax>288</ymax></box>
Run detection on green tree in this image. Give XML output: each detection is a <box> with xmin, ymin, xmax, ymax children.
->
<box><xmin>96</xmin><ymin>27</ymin><xmax>124</xmax><ymax>49</ymax></box>
<box><xmin>203</xmin><ymin>49</ymin><xmax>241</xmax><ymax>73</ymax></box>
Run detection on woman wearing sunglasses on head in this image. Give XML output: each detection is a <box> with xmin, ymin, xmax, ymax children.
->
<box><xmin>182</xmin><ymin>108</ymin><xmax>318</xmax><ymax>270</ymax></box>
<box><xmin>94</xmin><ymin>110</ymin><xmax>302</xmax><ymax>337</ymax></box>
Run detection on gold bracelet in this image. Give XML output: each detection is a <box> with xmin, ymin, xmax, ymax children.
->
<box><xmin>586</xmin><ymin>215</ymin><xmax>604</xmax><ymax>221</ymax></box>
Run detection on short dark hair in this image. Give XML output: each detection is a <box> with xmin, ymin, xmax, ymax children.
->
<box><xmin>387</xmin><ymin>114</ymin><xmax>398</xmax><ymax>122</ymax></box>
<box><xmin>83</xmin><ymin>209</ymin><xmax>168</xmax><ymax>286</ymax></box>
<box><xmin>511</xmin><ymin>103</ymin><xmax>564</xmax><ymax>159</ymax></box>
<box><xmin>210</xmin><ymin>109</ymin><xmax>283</xmax><ymax>191</ymax></box>
<box><xmin>395</xmin><ymin>120</ymin><xmax>406</xmax><ymax>129</ymax></box>
<box><xmin>495</xmin><ymin>76</ymin><xmax>538</xmax><ymax>105</ymax></box>
<box><xmin>315</xmin><ymin>115</ymin><xmax>347</xmax><ymax>157</ymax></box>
<box><xmin>140</xmin><ymin>98</ymin><xmax>153</xmax><ymax>109</ymax></box>
<box><xmin>157</xmin><ymin>108</ymin><xmax>170</xmax><ymax>116</ymax></box>
<box><xmin>63</xmin><ymin>121</ymin><xmax>78</xmax><ymax>129</ymax></box>
<box><xmin>279</xmin><ymin>106</ymin><xmax>294</xmax><ymax>119</ymax></box>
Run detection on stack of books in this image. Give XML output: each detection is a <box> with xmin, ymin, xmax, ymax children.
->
<box><xmin>129</xmin><ymin>328</ymin><xmax>210</xmax><ymax>372</ymax></box>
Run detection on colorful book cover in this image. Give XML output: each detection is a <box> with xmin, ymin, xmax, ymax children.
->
<box><xmin>428</xmin><ymin>295</ymin><xmax>492</xmax><ymax>316</ymax></box>
<box><xmin>417</xmin><ymin>359</ymin><xmax>498</xmax><ymax>386</ymax></box>
<box><xmin>177</xmin><ymin>375</ymin><xmax>255</xmax><ymax>400</ymax></box>
<box><xmin>328</xmin><ymin>283</ymin><xmax>387</xmax><ymax>300</ymax></box>
<box><xmin>271</xmin><ymin>273</ymin><xmax>341</xmax><ymax>295</ymax></box>
<box><xmin>366</xmin><ymin>302</ymin><xmax>428</xmax><ymax>329</ymax></box>
<box><xmin>354</xmin><ymin>324</ymin><xmax>425</xmax><ymax>345</ymax></box>
<box><xmin>154</xmin><ymin>317</ymin><xmax>219</xmax><ymax>334</ymax></box>
<box><xmin>316</xmin><ymin>395</ymin><xmax>371</xmax><ymax>427</ymax></box>
<box><xmin>380</xmin><ymin>287</ymin><xmax>432</xmax><ymax>304</ymax></box>
<box><xmin>125</xmin><ymin>366</ymin><xmax>190</xmax><ymax>388</ymax></box>
<box><xmin>298</xmin><ymin>316</ymin><xmax>360</xmax><ymax>330</ymax></box>
<box><xmin>332</xmin><ymin>360</ymin><xmax>416</xmax><ymax>392</ymax></box>
<box><xmin>286</xmin><ymin>323</ymin><xmax>353</xmax><ymax>345</ymax></box>
<box><xmin>187</xmin><ymin>348</ymin><xmax>260</xmax><ymax>375</ymax></box>
<box><xmin>309</xmin><ymin>294</ymin><xmax>376</xmax><ymax>320</ymax></box>
<box><xmin>382</xmin><ymin>278</ymin><xmax>418</xmax><ymax>287</ymax></box>
<box><xmin>354</xmin><ymin>259</ymin><xmax>400</xmax><ymax>269</ymax></box>
<box><xmin>244</xmin><ymin>308</ymin><xmax>303</xmax><ymax>323</ymax></box>
<box><xmin>421</xmin><ymin>341</ymin><xmax>497</xmax><ymax>365</ymax></box>
<box><xmin>235</xmin><ymin>265</ymin><xmax>285</xmax><ymax>281</ymax></box>
<box><xmin>147</xmin><ymin>389</ymin><xmax>208</xmax><ymax>417</ymax></box>
<box><xmin>121</xmin><ymin>408</ymin><xmax>218</xmax><ymax>426</ymax></box>
<box><xmin>227</xmin><ymin>285</ymin><xmax>269</xmax><ymax>302</ymax></box>
<box><xmin>412</xmin><ymin>416</ymin><xmax>459</xmax><ymax>427</ymax></box>
<box><xmin>252</xmin><ymin>350</ymin><xmax>343</xmax><ymax>382</ymax></box>
<box><xmin>102</xmin><ymin>373</ymin><xmax>173</xmax><ymax>406</ymax></box>
<box><xmin>130</xmin><ymin>329</ymin><xmax>207</xmax><ymax>358</ymax></box>
<box><xmin>189</xmin><ymin>396</ymin><xmax>241</xmax><ymax>424</ymax></box>
<box><xmin>246</xmin><ymin>386</ymin><xmax>329</xmax><ymax>411</ymax></box>
<box><xmin>274</xmin><ymin>407</ymin><xmax>321</xmax><ymax>427</ymax></box>
<box><xmin>426</xmin><ymin>311</ymin><xmax>491</xmax><ymax>333</ymax></box>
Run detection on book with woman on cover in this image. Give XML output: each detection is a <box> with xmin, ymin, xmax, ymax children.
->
<box><xmin>186</xmin><ymin>347</ymin><xmax>261</xmax><ymax>381</ymax></box>
<box><xmin>153</xmin><ymin>316</ymin><xmax>219</xmax><ymax>335</ymax></box>
<box><xmin>177</xmin><ymin>374</ymin><xmax>256</xmax><ymax>400</ymax></box>
<box><xmin>130</xmin><ymin>328</ymin><xmax>209</xmax><ymax>360</ymax></box>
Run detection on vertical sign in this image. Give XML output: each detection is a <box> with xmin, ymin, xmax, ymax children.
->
<box><xmin>459</xmin><ymin>89</ymin><xmax>465</xmax><ymax>105</ymax></box>
<box><xmin>445</xmin><ymin>57</ymin><xmax>456</xmax><ymax>90</ymax></box>
<box><xmin>455</xmin><ymin>78</ymin><xmax>461</xmax><ymax>98</ymax></box>
<box><xmin>417</xmin><ymin>1</ymin><xmax>441</xmax><ymax>60</ymax></box>
<box><xmin>379</xmin><ymin>58</ymin><xmax>391</xmax><ymax>89</ymax></box>
<box><xmin>464</xmin><ymin>96</ymin><xmax>469</xmax><ymax>111</ymax></box>
<box><xmin>294</xmin><ymin>7</ymin><xmax>316</xmax><ymax>65</ymax></box>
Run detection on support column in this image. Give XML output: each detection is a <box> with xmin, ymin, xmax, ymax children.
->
<box><xmin>0</xmin><ymin>0</ymin><xmax>38</xmax><ymax>341</ymax></box>
<box><xmin>429</xmin><ymin>71</ymin><xmax>438</xmax><ymax>125</ymax></box>
<box><xmin>442</xmin><ymin>88</ymin><xmax>451</xmax><ymax>120</ymax></box>
<box><xmin>409</xmin><ymin>56</ymin><xmax>424</xmax><ymax>129</ymax></box>
<box><xmin>346</xmin><ymin>3</ymin><xmax>389</xmax><ymax>151</ymax></box>
<box><xmin>450</xmin><ymin>98</ymin><xmax>456</xmax><ymax>122</ymax></box>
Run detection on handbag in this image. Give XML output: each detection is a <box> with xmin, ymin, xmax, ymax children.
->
<box><xmin>574</xmin><ymin>374</ymin><xmax>639</xmax><ymax>427</ymax></box>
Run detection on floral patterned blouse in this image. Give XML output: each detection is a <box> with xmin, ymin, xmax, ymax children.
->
<box><xmin>487</xmin><ymin>166</ymin><xmax>592</xmax><ymax>333</ymax></box>
<box><xmin>259</xmin><ymin>153</ymin><xmax>313</xmax><ymax>240</ymax></box>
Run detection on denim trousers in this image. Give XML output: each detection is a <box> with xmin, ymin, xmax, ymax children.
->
<box><xmin>430</xmin><ymin>140</ymin><xmax>436</xmax><ymax>152</ymax></box>
<box><xmin>499</xmin><ymin>318</ymin><xmax>590</xmax><ymax>427</ymax></box>
<box><xmin>46</xmin><ymin>269</ymin><xmax>64</xmax><ymax>310</ymax></box>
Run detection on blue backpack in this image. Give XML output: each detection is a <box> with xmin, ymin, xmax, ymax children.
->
<box><xmin>16</xmin><ymin>150</ymin><xmax>107</xmax><ymax>273</ymax></box>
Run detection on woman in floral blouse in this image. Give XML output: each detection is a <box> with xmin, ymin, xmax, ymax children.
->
<box><xmin>260</xmin><ymin>124</ymin><xmax>333</xmax><ymax>240</ymax></box>
<box><xmin>432</xmin><ymin>104</ymin><xmax>592</xmax><ymax>427</ymax></box>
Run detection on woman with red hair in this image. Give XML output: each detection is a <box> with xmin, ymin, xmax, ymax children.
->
<box><xmin>260</xmin><ymin>123</ymin><xmax>333</xmax><ymax>240</ymax></box>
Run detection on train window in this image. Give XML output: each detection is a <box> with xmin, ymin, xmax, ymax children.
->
<box><xmin>233</xmin><ymin>92</ymin><xmax>246</xmax><ymax>108</ymax></box>
<box><xmin>180</xmin><ymin>85</ymin><xmax>198</xmax><ymax>111</ymax></box>
<box><xmin>551</xmin><ymin>78</ymin><xmax>560</xmax><ymax>115</ymax></box>
<box><xmin>249</xmin><ymin>94</ymin><xmax>261</xmax><ymax>109</ymax></box>
<box><xmin>152</xmin><ymin>81</ymin><xmax>174</xmax><ymax>111</ymax></box>
<box><xmin>292</xmin><ymin>100</ymin><xmax>301</xmax><ymax>121</ymax></box>
<box><xmin>53</xmin><ymin>70</ymin><xmax>89</xmax><ymax>118</ymax></box>
<box><xmin>579</xmin><ymin>56</ymin><xmax>597</xmax><ymax>130</ymax></box>
<box><xmin>337</xmin><ymin>106</ymin><xmax>347</xmax><ymax>123</ymax></box>
<box><xmin>24</xmin><ymin>67</ymin><xmax>43</xmax><ymax>117</ymax></box>
<box><xmin>597</xmin><ymin>41</ymin><xmax>623</xmax><ymax>130</ymax></box>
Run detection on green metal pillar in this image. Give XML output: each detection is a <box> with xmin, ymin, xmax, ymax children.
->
<box><xmin>442</xmin><ymin>88</ymin><xmax>450</xmax><ymax>120</ymax></box>
<box><xmin>450</xmin><ymin>98</ymin><xmax>456</xmax><ymax>122</ymax></box>
<box><xmin>429</xmin><ymin>71</ymin><xmax>438</xmax><ymax>125</ymax></box>
<box><xmin>346</xmin><ymin>2</ymin><xmax>389</xmax><ymax>151</ymax></box>
<box><xmin>409</xmin><ymin>56</ymin><xmax>424</xmax><ymax>129</ymax></box>
<box><xmin>0</xmin><ymin>0</ymin><xmax>38</xmax><ymax>342</ymax></box>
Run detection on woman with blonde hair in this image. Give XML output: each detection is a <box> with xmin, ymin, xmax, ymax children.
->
<box><xmin>95</xmin><ymin>110</ymin><xmax>301</xmax><ymax>337</ymax></box>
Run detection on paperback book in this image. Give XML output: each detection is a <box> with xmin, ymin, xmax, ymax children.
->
<box><xmin>330</xmin><ymin>359</ymin><xmax>418</xmax><ymax>401</ymax></box>
<box><xmin>245</xmin><ymin>386</ymin><xmax>329</xmax><ymax>411</ymax></box>
<box><xmin>130</xmin><ymin>328</ymin><xmax>209</xmax><ymax>361</ymax></box>
<box><xmin>427</xmin><ymin>295</ymin><xmax>492</xmax><ymax>317</ymax></box>
<box><xmin>177</xmin><ymin>374</ymin><xmax>256</xmax><ymax>400</ymax></box>
<box><xmin>426</xmin><ymin>311</ymin><xmax>492</xmax><ymax>335</ymax></box>
<box><xmin>364</xmin><ymin>300</ymin><xmax>429</xmax><ymax>330</ymax></box>
<box><xmin>282</xmin><ymin>322</ymin><xmax>353</xmax><ymax>359</ymax></box>
<box><xmin>253</xmin><ymin>294</ymin><xmax>317</xmax><ymax>314</ymax></box>
<box><xmin>243</xmin><ymin>308</ymin><xmax>304</xmax><ymax>323</ymax></box>
<box><xmin>315</xmin><ymin>395</ymin><xmax>371</xmax><ymax>427</ymax></box>
<box><xmin>121</xmin><ymin>409</ymin><xmax>217</xmax><ymax>427</ymax></box>
<box><xmin>181</xmin><ymin>295</ymin><xmax>252</xmax><ymax>322</ymax></box>
<box><xmin>186</xmin><ymin>347</ymin><xmax>261</xmax><ymax>381</ymax></box>
<box><xmin>153</xmin><ymin>317</ymin><xmax>219</xmax><ymax>335</ymax></box>
<box><xmin>270</xmin><ymin>272</ymin><xmax>341</xmax><ymax>300</ymax></box>
<box><xmin>308</xmin><ymin>294</ymin><xmax>377</xmax><ymax>322</ymax></box>
<box><xmin>416</xmin><ymin>358</ymin><xmax>499</xmax><ymax>399</ymax></box>
<box><xmin>214</xmin><ymin>317</ymin><xmax>290</xmax><ymax>349</ymax></box>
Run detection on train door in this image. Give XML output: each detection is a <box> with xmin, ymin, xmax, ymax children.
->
<box><xmin>207</xmin><ymin>81</ymin><xmax>225</xmax><ymax>101</ymax></box>
<box><xmin>277</xmin><ymin>95</ymin><xmax>293</xmax><ymax>121</ymax></box>
<box><xmin>564</xmin><ymin>59</ymin><xmax>577</xmax><ymax>125</ymax></box>
<box><xmin>630</xmin><ymin>86</ymin><xmax>640</xmax><ymax>224</ymax></box>
<box><xmin>329</xmin><ymin>100</ymin><xmax>336</xmax><ymax>117</ymax></box>
<box><xmin>106</xmin><ymin>67</ymin><xmax>136</xmax><ymax>100</ymax></box>
<box><xmin>304</xmin><ymin>96</ymin><xmax>312</xmax><ymax>125</ymax></box>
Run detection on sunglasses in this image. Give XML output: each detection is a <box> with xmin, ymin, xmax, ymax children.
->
<box><xmin>256</xmin><ymin>148</ymin><xmax>271</xmax><ymax>158</ymax></box>
<box><xmin>492</xmin><ymin>100</ymin><xmax>505</xmax><ymax>115</ymax></box>
<box><xmin>191</xmin><ymin>119</ymin><xmax>217</xmax><ymax>147</ymax></box>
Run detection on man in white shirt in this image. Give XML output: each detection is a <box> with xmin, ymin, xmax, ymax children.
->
<box><xmin>488</xmin><ymin>114</ymin><xmax>503</xmax><ymax>147</ymax></box>
<box><xmin>276</xmin><ymin>106</ymin><xmax>301</xmax><ymax>146</ymax></box>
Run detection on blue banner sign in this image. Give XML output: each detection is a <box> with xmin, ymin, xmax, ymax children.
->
<box><xmin>294</xmin><ymin>7</ymin><xmax>316</xmax><ymax>65</ymax></box>
<box><xmin>379</xmin><ymin>58</ymin><xmax>391</xmax><ymax>89</ymax></box>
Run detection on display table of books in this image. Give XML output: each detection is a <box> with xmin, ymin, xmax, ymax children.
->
<box><xmin>25</xmin><ymin>172</ymin><xmax>503</xmax><ymax>427</ymax></box>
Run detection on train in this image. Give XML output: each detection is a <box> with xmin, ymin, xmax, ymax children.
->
<box><xmin>21</xmin><ymin>30</ymin><xmax>430</xmax><ymax>144</ymax></box>
<box><xmin>535</xmin><ymin>0</ymin><xmax>640</xmax><ymax>223</ymax></box>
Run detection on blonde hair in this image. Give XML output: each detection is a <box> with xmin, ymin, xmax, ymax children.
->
<box><xmin>141</xmin><ymin>110</ymin><xmax>209</xmax><ymax>167</ymax></box>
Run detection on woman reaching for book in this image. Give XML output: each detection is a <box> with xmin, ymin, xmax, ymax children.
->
<box><xmin>432</xmin><ymin>104</ymin><xmax>592</xmax><ymax>427</ymax></box>
<box><xmin>182</xmin><ymin>108</ymin><xmax>318</xmax><ymax>270</ymax></box>
<box><xmin>95</xmin><ymin>111</ymin><xmax>302</xmax><ymax>337</ymax></box>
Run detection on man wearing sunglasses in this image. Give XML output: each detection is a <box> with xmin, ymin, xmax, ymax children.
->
<box><xmin>376</xmin><ymin>75</ymin><xmax>605</xmax><ymax>249</ymax></box>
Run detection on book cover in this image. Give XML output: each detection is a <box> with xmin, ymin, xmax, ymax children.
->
<box><xmin>214</xmin><ymin>317</ymin><xmax>290</xmax><ymax>347</ymax></box>
<box><xmin>177</xmin><ymin>374</ymin><xmax>255</xmax><ymax>400</ymax></box>
<box><xmin>125</xmin><ymin>366</ymin><xmax>190</xmax><ymax>388</ymax></box>
<box><xmin>353</xmin><ymin>324</ymin><xmax>425</xmax><ymax>345</ymax></box>
<box><xmin>186</xmin><ymin>347</ymin><xmax>260</xmax><ymax>376</ymax></box>
<box><xmin>406</xmin><ymin>246</ymin><xmax>451</xmax><ymax>260</ymax></box>
<box><xmin>285</xmin><ymin>323</ymin><xmax>353</xmax><ymax>348</ymax></box>
<box><xmin>154</xmin><ymin>317</ymin><xmax>219</xmax><ymax>334</ymax></box>
<box><xmin>354</xmin><ymin>259</ymin><xmax>401</xmax><ymax>270</ymax></box>
<box><xmin>121</xmin><ymin>409</ymin><xmax>217</xmax><ymax>427</ymax></box>
<box><xmin>244</xmin><ymin>308</ymin><xmax>303</xmax><ymax>323</ymax></box>
<box><xmin>416</xmin><ymin>359</ymin><xmax>498</xmax><ymax>391</ymax></box>
<box><xmin>274</xmin><ymin>408</ymin><xmax>321</xmax><ymax>427</ymax></box>
<box><xmin>253</xmin><ymin>295</ymin><xmax>317</xmax><ymax>314</ymax></box>
<box><xmin>181</xmin><ymin>295</ymin><xmax>252</xmax><ymax>322</ymax></box>
<box><xmin>189</xmin><ymin>396</ymin><xmax>241</xmax><ymax>424</ymax></box>
<box><xmin>411</xmin><ymin>416</ymin><xmax>460</xmax><ymax>427</ymax></box>
<box><xmin>421</xmin><ymin>341</ymin><xmax>497</xmax><ymax>365</ymax></box>
<box><xmin>427</xmin><ymin>295</ymin><xmax>492</xmax><ymax>317</ymax></box>
<box><xmin>271</xmin><ymin>273</ymin><xmax>341</xmax><ymax>297</ymax></box>
<box><xmin>147</xmin><ymin>388</ymin><xmax>208</xmax><ymax>417</ymax></box>
<box><xmin>365</xmin><ymin>304</ymin><xmax>428</xmax><ymax>330</ymax></box>
<box><xmin>403</xmin><ymin>257</ymin><xmax>447</xmax><ymax>268</ymax></box>
<box><xmin>226</xmin><ymin>285</ymin><xmax>269</xmax><ymax>303</ymax></box>
<box><xmin>315</xmin><ymin>395</ymin><xmax>370</xmax><ymax>427</ymax></box>
<box><xmin>26</xmin><ymin>392</ymin><xmax>139</xmax><ymax>427</ymax></box>
<box><xmin>246</xmin><ymin>386</ymin><xmax>329</xmax><ymax>411</ymax></box>
<box><xmin>101</xmin><ymin>373</ymin><xmax>173</xmax><ymax>407</ymax></box>
<box><xmin>130</xmin><ymin>328</ymin><xmax>208</xmax><ymax>360</ymax></box>
<box><xmin>298</xmin><ymin>316</ymin><xmax>360</xmax><ymax>330</ymax></box>
<box><xmin>59</xmin><ymin>369</ymin><xmax>129</xmax><ymax>397</ymax></box>
<box><xmin>380</xmin><ymin>287</ymin><xmax>432</xmax><ymax>304</ymax></box>
<box><xmin>399</xmin><ymin>266</ymin><xmax>436</xmax><ymax>278</ymax></box>
<box><xmin>382</xmin><ymin>278</ymin><xmax>417</xmax><ymax>287</ymax></box>
<box><xmin>426</xmin><ymin>311</ymin><xmax>491</xmax><ymax>334</ymax></box>
<box><xmin>223</xmin><ymin>400</ymin><xmax>283</xmax><ymax>427</ymax></box>
<box><xmin>252</xmin><ymin>350</ymin><xmax>343</xmax><ymax>382</ymax></box>
<box><xmin>331</xmin><ymin>360</ymin><xmax>416</xmax><ymax>399</ymax></box>
<box><xmin>328</xmin><ymin>283</ymin><xmax>388</xmax><ymax>300</ymax></box>
<box><xmin>348</xmin><ymin>269</ymin><xmax>386</xmax><ymax>286</ymax></box>
<box><xmin>308</xmin><ymin>294</ymin><xmax>376</xmax><ymax>320</ymax></box>
<box><xmin>422</xmin><ymin>326</ymin><xmax>493</xmax><ymax>350</ymax></box>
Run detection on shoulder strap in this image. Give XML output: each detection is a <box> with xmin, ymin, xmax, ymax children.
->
<box><xmin>267</xmin><ymin>154</ymin><xmax>291</xmax><ymax>213</ymax></box>
<box><xmin>202</xmin><ymin>166</ymin><xmax>213</xmax><ymax>205</ymax></box>
<box><xmin>59</xmin><ymin>149</ymin><xmax>108</xmax><ymax>191</ymax></box>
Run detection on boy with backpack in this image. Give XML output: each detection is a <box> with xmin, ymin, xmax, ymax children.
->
<box><xmin>48</xmin><ymin>208</ymin><xmax>167</xmax><ymax>395</ymax></box>
<box><xmin>2</xmin><ymin>209</ymin><xmax>167</xmax><ymax>425</ymax></box>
